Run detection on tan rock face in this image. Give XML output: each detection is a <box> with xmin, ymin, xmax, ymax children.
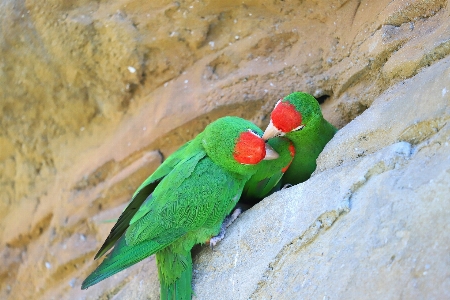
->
<box><xmin>0</xmin><ymin>0</ymin><xmax>448</xmax><ymax>299</ymax></box>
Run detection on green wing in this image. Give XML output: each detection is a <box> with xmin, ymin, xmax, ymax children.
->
<box><xmin>131</xmin><ymin>139</ymin><xmax>196</xmax><ymax>198</ymax></box>
<box><xmin>82</xmin><ymin>153</ymin><xmax>246</xmax><ymax>290</ymax></box>
<box><xmin>243</xmin><ymin>172</ymin><xmax>283</xmax><ymax>201</ymax></box>
<box><xmin>94</xmin><ymin>138</ymin><xmax>201</xmax><ymax>259</ymax></box>
<box><xmin>83</xmin><ymin>151</ymin><xmax>206</xmax><ymax>289</ymax></box>
<box><xmin>125</xmin><ymin>154</ymin><xmax>246</xmax><ymax>294</ymax></box>
<box><xmin>94</xmin><ymin>180</ymin><xmax>161</xmax><ymax>259</ymax></box>
<box><xmin>125</xmin><ymin>153</ymin><xmax>245</xmax><ymax>247</ymax></box>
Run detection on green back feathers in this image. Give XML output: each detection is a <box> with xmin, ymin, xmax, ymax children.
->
<box><xmin>132</xmin><ymin>136</ymin><xmax>204</xmax><ymax>198</ymax></box>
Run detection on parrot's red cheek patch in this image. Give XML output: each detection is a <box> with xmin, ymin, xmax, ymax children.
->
<box><xmin>271</xmin><ymin>100</ymin><xmax>302</xmax><ymax>133</ymax></box>
<box><xmin>281</xmin><ymin>143</ymin><xmax>295</xmax><ymax>173</ymax></box>
<box><xmin>281</xmin><ymin>161</ymin><xmax>292</xmax><ymax>173</ymax></box>
<box><xmin>289</xmin><ymin>143</ymin><xmax>296</xmax><ymax>157</ymax></box>
<box><xmin>233</xmin><ymin>131</ymin><xmax>266</xmax><ymax>164</ymax></box>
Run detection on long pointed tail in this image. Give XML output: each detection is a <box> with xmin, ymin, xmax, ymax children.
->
<box><xmin>81</xmin><ymin>236</ymin><xmax>165</xmax><ymax>289</ymax></box>
<box><xmin>156</xmin><ymin>249</ymin><xmax>193</xmax><ymax>300</ymax></box>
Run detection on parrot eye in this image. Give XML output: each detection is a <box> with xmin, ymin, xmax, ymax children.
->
<box><xmin>272</xmin><ymin>128</ymin><xmax>285</xmax><ymax>137</ymax></box>
<box><xmin>271</xmin><ymin>100</ymin><xmax>303</xmax><ymax>133</ymax></box>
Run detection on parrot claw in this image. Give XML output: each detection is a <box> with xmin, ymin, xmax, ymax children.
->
<box><xmin>223</xmin><ymin>207</ymin><xmax>242</xmax><ymax>228</ymax></box>
<box><xmin>281</xmin><ymin>183</ymin><xmax>292</xmax><ymax>190</ymax></box>
<box><xmin>209</xmin><ymin>208</ymin><xmax>242</xmax><ymax>250</ymax></box>
<box><xmin>209</xmin><ymin>228</ymin><xmax>225</xmax><ymax>250</ymax></box>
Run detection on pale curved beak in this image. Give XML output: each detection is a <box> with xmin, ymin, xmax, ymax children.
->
<box><xmin>263</xmin><ymin>142</ymin><xmax>279</xmax><ymax>160</ymax></box>
<box><xmin>262</xmin><ymin>121</ymin><xmax>282</xmax><ymax>141</ymax></box>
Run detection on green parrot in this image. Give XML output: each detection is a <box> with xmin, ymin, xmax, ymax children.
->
<box><xmin>81</xmin><ymin>116</ymin><xmax>280</xmax><ymax>299</ymax></box>
<box><xmin>241</xmin><ymin>137</ymin><xmax>295</xmax><ymax>204</ymax></box>
<box><xmin>262</xmin><ymin>92</ymin><xmax>338</xmax><ymax>185</ymax></box>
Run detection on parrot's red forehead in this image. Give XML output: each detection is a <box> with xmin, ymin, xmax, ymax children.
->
<box><xmin>271</xmin><ymin>100</ymin><xmax>302</xmax><ymax>133</ymax></box>
<box><xmin>233</xmin><ymin>131</ymin><xmax>266</xmax><ymax>164</ymax></box>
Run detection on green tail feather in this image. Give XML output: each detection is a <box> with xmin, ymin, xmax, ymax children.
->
<box><xmin>157</xmin><ymin>249</ymin><xmax>193</xmax><ymax>300</ymax></box>
<box><xmin>81</xmin><ymin>236</ymin><xmax>166</xmax><ymax>289</ymax></box>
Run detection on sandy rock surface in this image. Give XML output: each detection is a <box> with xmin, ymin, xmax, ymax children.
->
<box><xmin>0</xmin><ymin>0</ymin><xmax>449</xmax><ymax>299</ymax></box>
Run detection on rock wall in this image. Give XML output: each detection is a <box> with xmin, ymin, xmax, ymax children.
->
<box><xmin>0</xmin><ymin>0</ymin><xmax>448</xmax><ymax>299</ymax></box>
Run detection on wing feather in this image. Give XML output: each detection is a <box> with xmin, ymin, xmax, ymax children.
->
<box><xmin>94</xmin><ymin>140</ymin><xmax>199</xmax><ymax>259</ymax></box>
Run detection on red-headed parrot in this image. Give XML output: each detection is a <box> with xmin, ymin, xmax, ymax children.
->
<box><xmin>81</xmin><ymin>116</ymin><xmax>280</xmax><ymax>299</ymax></box>
<box><xmin>262</xmin><ymin>92</ymin><xmax>337</xmax><ymax>185</ymax></box>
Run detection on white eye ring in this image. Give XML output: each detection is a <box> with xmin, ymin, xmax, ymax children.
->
<box><xmin>274</xmin><ymin>99</ymin><xmax>282</xmax><ymax>108</ymax></box>
<box><xmin>247</xmin><ymin>129</ymin><xmax>261</xmax><ymax>137</ymax></box>
<box><xmin>292</xmin><ymin>125</ymin><xmax>305</xmax><ymax>132</ymax></box>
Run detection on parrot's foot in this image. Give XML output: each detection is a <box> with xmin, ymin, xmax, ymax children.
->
<box><xmin>222</xmin><ymin>207</ymin><xmax>242</xmax><ymax>228</ymax></box>
<box><xmin>209</xmin><ymin>208</ymin><xmax>242</xmax><ymax>250</ymax></box>
<box><xmin>281</xmin><ymin>184</ymin><xmax>293</xmax><ymax>190</ymax></box>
